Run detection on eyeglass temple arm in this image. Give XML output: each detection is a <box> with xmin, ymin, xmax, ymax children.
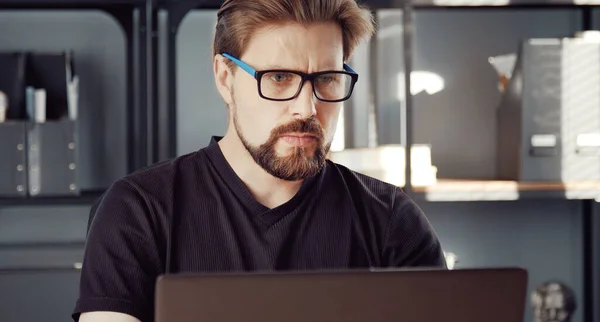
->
<box><xmin>224</xmin><ymin>52</ymin><xmax>357</xmax><ymax>76</ymax></box>
<box><xmin>221</xmin><ymin>53</ymin><xmax>257</xmax><ymax>77</ymax></box>
<box><xmin>344</xmin><ymin>63</ymin><xmax>357</xmax><ymax>74</ymax></box>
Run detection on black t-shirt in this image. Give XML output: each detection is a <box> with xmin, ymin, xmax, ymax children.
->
<box><xmin>73</xmin><ymin>136</ymin><xmax>446</xmax><ymax>322</ymax></box>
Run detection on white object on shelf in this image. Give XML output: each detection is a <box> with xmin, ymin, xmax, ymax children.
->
<box><xmin>574</xmin><ymin>30</ymin><xmax>600</xmax><ymax>41</ymax></box>
<box><xmin>68</xmin><ymin>75</ymin><xmax>79</xmax><ymax>121</ymax></box>
<box><xmin>444</xmin><ymin>251</ymin><xmax>459</xmax><ymax>270</ymax></box>
<box><xmin>328</xmin><ymin>145</ymin><xmax>438</xmax><ymax>187</ymax></box>
<box><xmin>0</xmin><ymin>91</ymin><xmax>6</xmax><ymax>123</ymax></box>
<box><xmin>34</xmin><ymin>89</ymin><xmax>46</xmax><ymax>123</ymax></box>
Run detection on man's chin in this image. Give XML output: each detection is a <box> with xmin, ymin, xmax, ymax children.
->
<box><xmin>268</xmin><ymin>162</ymin><xmax>325</xmax><ymax>182</ymax></box>
<box><xmin>260</xmin><ymin>150</ymin><xmax>326</xmax><ymax>181</ymax></box>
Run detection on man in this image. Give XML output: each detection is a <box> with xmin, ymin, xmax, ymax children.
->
<box><xmin>73</xmin><ymin>0</ymin><xmax>447</xmax><ymax>321</ymax></box>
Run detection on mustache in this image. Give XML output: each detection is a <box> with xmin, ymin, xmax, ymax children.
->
<box><xmin>270</xmin><ymin>118</ymin><xmax>324</xmax><ymax>139</ymax></box>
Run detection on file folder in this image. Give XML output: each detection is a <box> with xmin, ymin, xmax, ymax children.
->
<box><xmin>497</xmin><ymin>37</ymin><xmax>600</xmax><ymax>181</ymax></box>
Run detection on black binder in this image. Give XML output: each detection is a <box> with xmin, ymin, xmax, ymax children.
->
<box><xmin>0</xmin><ymin>52</ymin><xmax>27</xmax><ymax>120</ymax></box>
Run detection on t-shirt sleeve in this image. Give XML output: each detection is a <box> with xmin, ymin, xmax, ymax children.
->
<box><xmin>382</xmin><ymin>188</ymin><xmax>448</xmax><ymax>268</ymax></box>
<box><xmin>72</xmin><ymin>179</ymin><xmax>163</xmax><ymax>322</ymax></box>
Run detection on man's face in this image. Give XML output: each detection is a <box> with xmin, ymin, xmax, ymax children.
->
<box><xmin>225</xmin><ymin>22</ymin><xmax>345</xmax><ymax>181</ymax></box>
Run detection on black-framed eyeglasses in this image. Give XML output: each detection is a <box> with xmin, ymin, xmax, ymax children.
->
<box><xmin>222</xmin><ymin>52</ymin><xmax>359</xmax><ymax>103</ymax></box>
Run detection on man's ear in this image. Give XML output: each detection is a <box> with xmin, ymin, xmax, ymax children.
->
<box><xmin>213</xmin><ymin>54</ymin><xmax>234</xmax><ymax>105</ymax></box>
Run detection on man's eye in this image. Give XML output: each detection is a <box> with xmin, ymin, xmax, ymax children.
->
<box><xmin>317</xmin><ymin>75</ymin><xmax>334</xmax><ymax>83</ymax></box>
<box><xmin>270</xmin><ymin>73</ymin><xmax>291</xmax><ymax>82</ymax></box>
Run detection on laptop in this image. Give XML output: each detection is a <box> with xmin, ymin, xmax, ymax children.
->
<box><xmin>155</xmin><ymin>267</ymin><xmax>528</xmax><ymax>322</ymax></box>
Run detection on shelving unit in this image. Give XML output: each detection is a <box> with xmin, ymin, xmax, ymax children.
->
<box><xmin>0</xmin><ymin>0</ymin><xmax>156</xmax><ymax>204</ymax></box>
<box><xmin>374</xmin><ymin>0</ymin><xmax>598</xmax><ymax>201</ymax></box>
<box><xmin>0</xmin><ymin>3</ymin><xmax>154</xmax><ymax>310</ymax></box>
<box><xmin>412</xmin><ymin>180</ymin><xmax>600</xmax><ymax>201</ymax></box>
<box><xmin>389</xmin><ymin>2</ymin><xmax>599</xmax><ymax>322</ymax></box>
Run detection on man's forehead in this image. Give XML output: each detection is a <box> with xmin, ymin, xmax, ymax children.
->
<box><xmin>248</xmin><ymin>55</ymin><xmax>342</xmax><ymax>73</ymax></box>
<box><xmin>242</xmin><ymin>23</ymin><xmax>344</xmax><ymax>71</ymax></box>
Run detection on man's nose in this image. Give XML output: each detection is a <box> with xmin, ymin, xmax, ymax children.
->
<box><xmin>290</xmin><ymin>81</ymin><xmax>317</xmax><ymax>119</ymax></box>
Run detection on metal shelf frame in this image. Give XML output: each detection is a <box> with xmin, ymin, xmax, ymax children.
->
<box><xmin>0</xmin><ymin>0</ymin><xmax>159</xmax><ymax>206</ymax></box>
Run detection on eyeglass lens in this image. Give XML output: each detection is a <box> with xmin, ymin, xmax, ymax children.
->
<box><xmin>260</xmin><ymin>71</ymin><xmax>352</xmax><ymax>101</ymax></box>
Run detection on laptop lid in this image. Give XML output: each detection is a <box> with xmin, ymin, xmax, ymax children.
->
<box><xmin>155</xmin><ymin>267</ymin><xmax>528</xmax><ymax>322</ymax></box>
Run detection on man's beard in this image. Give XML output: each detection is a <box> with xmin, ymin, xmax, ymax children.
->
<box><xmin>233</xmin><ymin>108</ymin><xmax>330</xmax><ymax>181</ymax></box>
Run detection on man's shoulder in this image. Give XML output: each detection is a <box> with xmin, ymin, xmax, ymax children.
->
<box><xmin>118</xmin><ymin>148</ymin><xmax>209</xmax><ymax>196</ymax></box>
<box><xmin>326</xmin><ymin>160</ymin><xmax>406</xmax><ymax>203</ymax></box>
<box><xmin>325</xmin><ymin>162</ymin><xmax>445</xmax><ymax>268</ymax></box>
<box><xmin>89</xmin><ymin>148</ymin><xmax>212</xmax><ymax>229</ymax></box>
<box><xmin>325</xmin><ymin>160</ymin><xmax>425</xmax><ymax>223</ymax></box>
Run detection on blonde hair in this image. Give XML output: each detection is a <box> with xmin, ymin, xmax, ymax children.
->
<box><xmin>213</xmin><ymin>0</ymin><xmax>375</xmax><ymax>65</ymax></box>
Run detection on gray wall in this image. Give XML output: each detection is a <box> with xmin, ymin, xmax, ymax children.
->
<box><xmin>177</xmin><ymin>10</ymin><xmax>227</xmax><ymax>155</ymax></box>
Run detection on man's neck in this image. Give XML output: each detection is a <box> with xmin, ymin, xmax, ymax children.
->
<box><xmin>217</xmin><ymin>133</ymin><xmax>304</xmax><ymax>209</ymax></box>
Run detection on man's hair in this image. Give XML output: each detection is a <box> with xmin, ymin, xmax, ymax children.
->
<box><xmin>213</xmin><ymin>0</ymin><xmax>375</xmax><ymax>66</ymax></box>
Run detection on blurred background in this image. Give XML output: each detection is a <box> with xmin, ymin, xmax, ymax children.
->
<box><xmin>0</xmin><ymin>0</ymin><xmax>599</xmax><ymax>322</ymax></box>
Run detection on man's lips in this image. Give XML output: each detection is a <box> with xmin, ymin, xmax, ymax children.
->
<box><xmin>280</xmin><ymin>133</ymin><xmax>318</xmax><ymax>147</ymax></box>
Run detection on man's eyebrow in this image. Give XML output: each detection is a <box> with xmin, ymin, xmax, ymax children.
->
<box><xmin>260</xmin><ymin>65</ymin><xmax>343</xmax><ymax>72</ymax></box>
<box><xmin>262</xmin><ymin>64</ymin><xmax>299</xmax><ymax>70</ymax></box>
